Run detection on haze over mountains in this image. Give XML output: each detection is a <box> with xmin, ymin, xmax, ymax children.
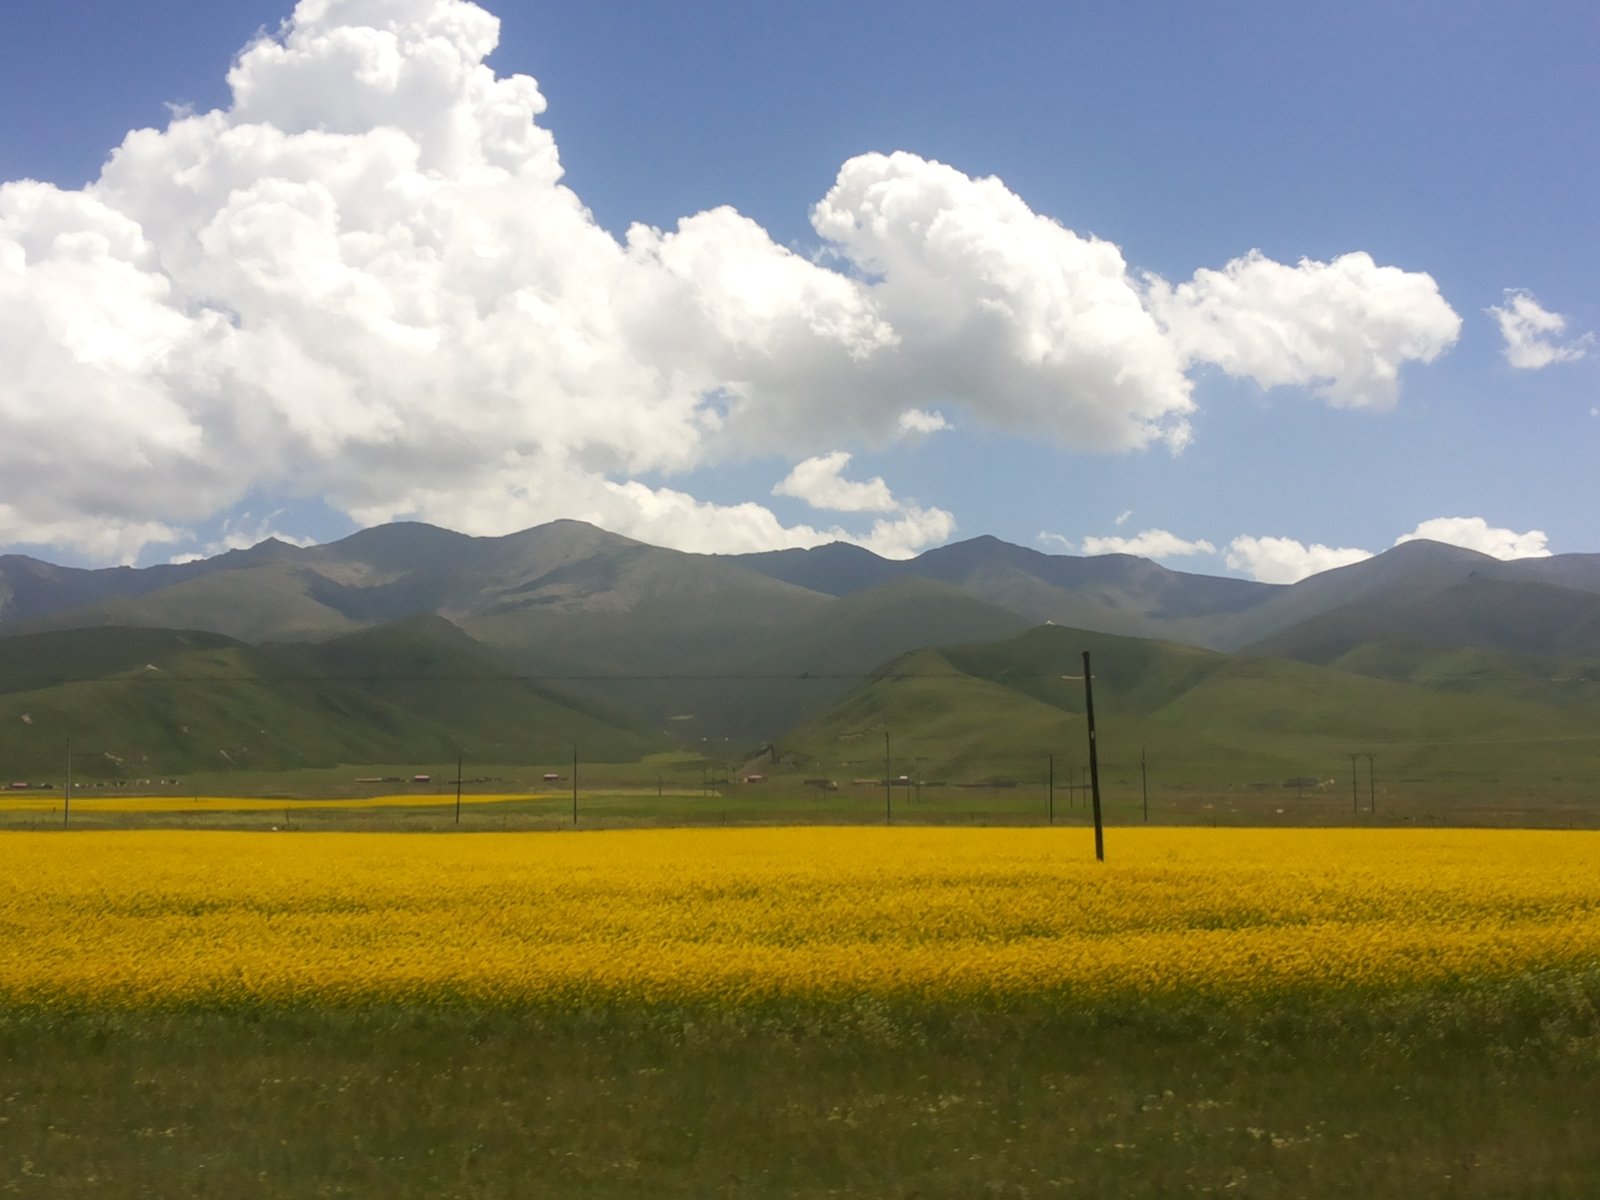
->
<box><xmin>2</xmin><ymin>520</ymin><xmax>1598</xmax><ymax>778</ymax></box>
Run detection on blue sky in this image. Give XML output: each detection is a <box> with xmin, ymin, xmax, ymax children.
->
<box><xmin>1</xmin><ymin>0</ymin><xmax>1595</xmax><ymax>581</ymax></box>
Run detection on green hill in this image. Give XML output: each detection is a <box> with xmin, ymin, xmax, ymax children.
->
<box><xmin>779</xmin><ymin>624</ymin><xmax>1600</xmax><ymax>795</ymax></box>
<box><xmin>1243</xmin><ymin>575</ymin><xmax>1600</xmax><ymax>663</ymax></box>
<box><xmin>466</xmin><ymin>571</ymin><xmax>1032</xmax><ymax>745</ymax></box>
<box><xmin>4</xmin><ymin>563</ymin><xmax>364</xmax><ymax>643</ymax></box>
<box><xmin>0</xmin><ymin>620</ymin><xmax>664</xmax><ymax>779</ymax></box>
<box><xmin>285</xmin><ymin>615</ymin><xmax>663</xmax><ymax>759</ymax></box>
<box><xmin>726</xmin><ymin>575</ymin><xmax>1034</xmax><ymax>742</ymax></box>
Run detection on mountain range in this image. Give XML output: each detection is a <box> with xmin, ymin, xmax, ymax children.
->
<box><xmin>2</xmin><ymin>521</ymin><xmax>1597</xmax><ymax>779</ymax></box>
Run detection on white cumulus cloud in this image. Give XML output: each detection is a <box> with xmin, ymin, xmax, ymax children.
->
<box><xmin>1487</xmin><ymin>290</ymin><xmax>1593</xmax><ymax>369</ymax></box>
<box><xmin>808</xmin><ymin>151</ymin><xmax>1198</xmax><ymax>453</ymax></box>
<box><xmin>1224</xmin><ymin>535</ymin><xmax>1373</xmax><ymax>584</ymax></box>
<box><xmin>1148</xmin><ymin>251</ymin><xmax>1462</xmax><ymax>409</ymax></box>
<box><xmin>0</xmin><ymin>0</ymin><xmax>1467</xmax><ymax>565</ymax></box>
<box><xmin>1078</xmin><ymin>529</ymin><xmax>1217</xmax><ymax>559</ymax></box>
<box><xmin>773</xmin><ymin>451</ymin><xmax>897</xmax><ymax>513</ymax></box>
<box><xmin>1394</xmin><ymin>516</ymin><xmax>1550</xmax><ymax>559</ymax></box>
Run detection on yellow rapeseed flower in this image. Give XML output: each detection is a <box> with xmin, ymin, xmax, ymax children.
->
<box><xmin>1</xmin><ymin>827</ymin><xmax>1596</xmax><ymax>1008</ymax></box>
<box><xmin>0</xmin><ymin>792</ymin><xmax>545</xmax><ymax>814</ymax></box>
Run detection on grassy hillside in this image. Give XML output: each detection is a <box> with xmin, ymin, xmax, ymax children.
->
<box><xmin>7</xmin><ymin>525</ymin><xmax>1599</xmax><ymax>787</ymax></box>
<box><xmin>466</xmin><ymin>573</ymin><xmax>1031</xmax><ymax>745</ymax></box>
<box><xmin>779</xmin><ymin>624</ymin><xmax>1600</xmax><ymax>799</ymax></box>
<box><xmin>4</xmin><ymin>564</ymin><xmax>364</xmax><ymax>644</ymax></box>
<box><xmin>1206</xmin><ymin>539</ymin><xmax>1497</xmax><ymax>650</ymax></box>
<box><xmin>0</xmin><ymin>621</ymin><xmax>664</xmax><ymax>779</ymax></box>
<box><xmin>0</xmin><ymin>540</ymin><xmax>303</xmax><ymax>622</ymax></box>
<box><xmin>284</xmin><ymin>615</ymin><xmax>666</xmax><ymax>758</ymax></box>
<box><xmin>1245</xmin><ymin>575</ymin><xmax>1600</xmax><ymax>663</ymax></box>
<box><xmin>461</xmin><ymin>546</ymin><xmax>831</xmax><ymax>746</ymax></box>
<box><xmin>730</xmin><ymin>576</ymin><xmax>1033</xmax><ymax>739</ymax></box>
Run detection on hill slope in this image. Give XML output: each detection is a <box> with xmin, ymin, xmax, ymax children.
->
<box><xmin>0</xmin><ymin>619</ymin><xmax>664</xmax><ymax>778</ymax></box>
<box><xmin>1244</xmin><ymin>575</ymin><xmax>1600</xmax><ymax>663</ymax></box>
<box><xmin>780</xmin><ymin>624</ymin><xmax>1600</xmax><ymax>793</ymax></box>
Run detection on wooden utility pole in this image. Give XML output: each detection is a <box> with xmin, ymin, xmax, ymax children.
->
<box><xmin>454</xmin><ymin>755</ymin><xmax>463</xmax><ymax>825</ymax></box>
<box><xmin>1083</xmin><ymin>651</ymin><xmax>1105</xmax><ymax>862</ymax></box>
<box><xmin>1141</xmin><ymin>747</ymin><xmax>1149</xmax><ymax>823</ymax></box>
<box><xmin>883</xmin><ymin>729</ymin><xmax>892</xmax><ymax>825</ymax></box>
<box><xmin>1348</xmin><ymin>753</ymin><xmax>1359</xmax><ymax>814</ymax></box>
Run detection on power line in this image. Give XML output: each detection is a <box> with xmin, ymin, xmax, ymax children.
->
<box><xmin>6</xmin><ymin>662</ymin><xmax>1596</xmax><ymax>686</ymax></box>
<box><xmin>0</xmin><ymin>668</ymin><xmax>1111</xmax><ymax>687</ymax></box>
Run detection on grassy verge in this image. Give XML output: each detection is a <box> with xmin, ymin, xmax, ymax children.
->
<box><xmin>5</xmin><ymin>975</ymin><xmax>1599</xmax><ymax>1198</ymax></box>
<box><xmin>7</xmin><ymin>785</ymin><xmax>1600</xmax><ymax>832</ymax></box>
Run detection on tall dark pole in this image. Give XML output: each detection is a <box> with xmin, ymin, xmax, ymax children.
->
<box><xmin>572</xmin><ymin>745</ymin><xmax>579</xmax><ymax>825</ymax></box>
<box><xmin>1365</xmin><ymin>753</ymin><xmax>1377</xmax><ymax>814</ymax></box>
<box><xmin>454</xmin><ymin>755</ymin><xmax>463</xmax><ymax>825</ymax></box>
<box><xmin>1083</xmin><ymin>651</ymin><xmax>1105</xmax><ymax>862</ymax></box>
<box><xmin>883</xmin><ymin>729</ymin><xmax>892</xmax><ymax>825</ymax></box>
<box><xmin>1141</xmin><ymin>747</ymin><xmax>1148</xmax><ymax>823</ymax></box>
<box><xmin>1349</xmin><ymin>753</ymin><xmax>1359</xmax><ymax>814</ymax></box>
<box><xmin>1048</xmin><ymin>752</ymin><xmax>1055</xmax><ymax>825</ymax></box>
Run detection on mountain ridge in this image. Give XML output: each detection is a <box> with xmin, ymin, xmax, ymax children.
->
<box><xmin>3</xmin><ymin>520</ymin><xmax>1594</xmax><ymax>749</ymax></box>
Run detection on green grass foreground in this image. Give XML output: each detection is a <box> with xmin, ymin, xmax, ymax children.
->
<box><xmin>5</xmin><ymin>974</ymin><xmax>1599</xmax><ymax>1198</ymax></box>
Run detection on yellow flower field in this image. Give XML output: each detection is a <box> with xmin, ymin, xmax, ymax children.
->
<box><xmin>3</xmin><ymin>827</ymin><xmax>1597</xmax><ymax>1008</ymax></box>
<box><xmin>0</xmin><ymin>792</ymin><xmax>549</xmax><ymax>814</ymax></box>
